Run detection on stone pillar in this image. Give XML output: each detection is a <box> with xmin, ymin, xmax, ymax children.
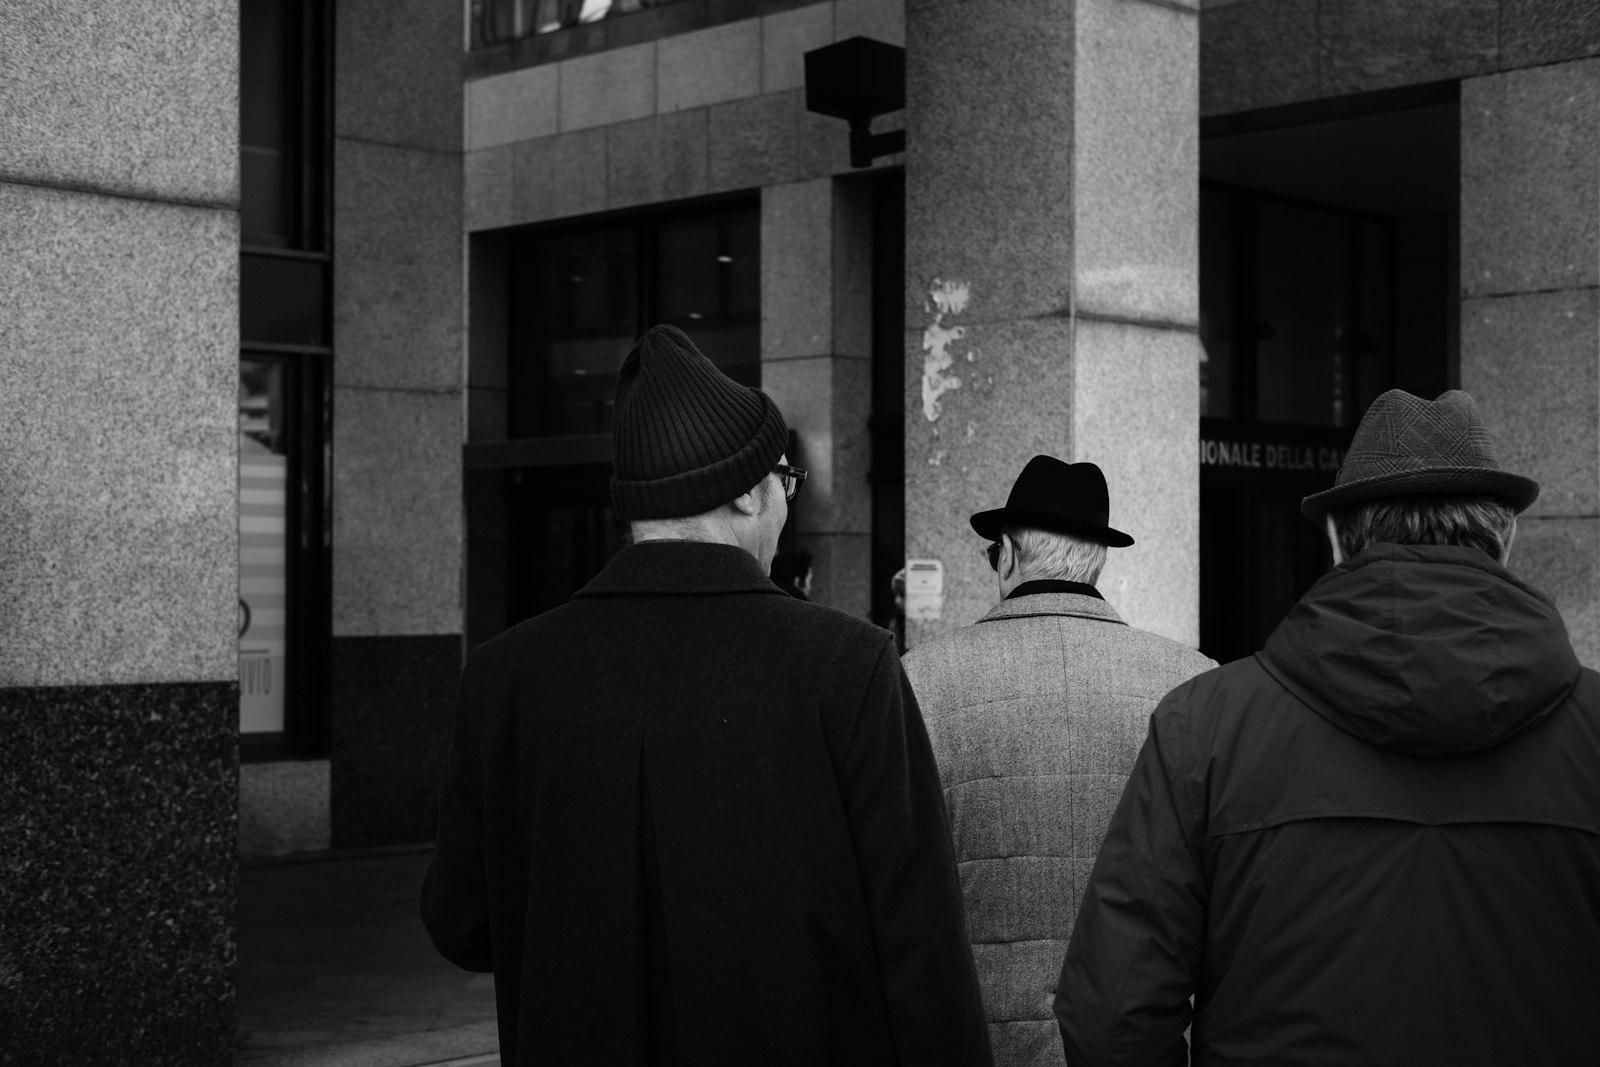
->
<box><xmin>330</xmin><ymin>0</ymin><xmax>466</xmax><ymax>846</ymax></box>
<box><xmin>904</xmin><ymin>0</ymin><xmax>1201</xmax><ymax>646</ymax></box>
<box><xmin>762</xmin><ymin>177</ymin><xmax>876</xmax><ymax>616</ymax></box>
<box><xmin>1461</xmin><ymin>59</ymin><xmax>1600</xmax><ymax>667</ymax></box>
<box><xmin>0</xmin><ymin>3</ymin><xmax>240</xmax><ymax>1058</ymax></box>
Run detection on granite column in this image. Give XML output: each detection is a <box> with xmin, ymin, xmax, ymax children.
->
<box><xmin>903</xmin><ymin>0</ymin><xmax>1201</xmax><ymax>645</ymax></box>
<box><xmin>0</xmin><ymin>3</ymin><xmax>241</xmax><ymax>1058</ymax></box>
<box><xmin>1461</xmin><ymin>58</ymin><xmax>1600</xmax><ymax>667</ymax></box>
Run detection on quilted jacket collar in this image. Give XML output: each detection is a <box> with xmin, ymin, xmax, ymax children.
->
<box><xmin>573</xmin><ymin>540</ymin><xmax>789</xmax><ymax>598</ymax></box>
<box><xmin>975</xmin><ymin>591</ymin><xmax>1127</xmax><ymax>627</ymax></box>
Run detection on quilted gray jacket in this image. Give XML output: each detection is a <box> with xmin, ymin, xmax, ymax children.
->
<box><xmin>903</xmin><ymin>592</ymin><xmax>1214</xmax><ymax>1067</ymax></box>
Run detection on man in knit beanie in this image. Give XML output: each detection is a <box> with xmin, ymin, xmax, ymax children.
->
<box><xmin>424</xmin><ymin>325</ymin><xmax>992</xmax><ymax>1065</ymax></box>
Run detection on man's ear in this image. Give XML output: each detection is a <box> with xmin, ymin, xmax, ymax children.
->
<box><xmin>1000</xmin><ymin>534</ymin><xmax>1017</xmax><ymax>580</ymax></box>
<box><xmin>729</xmin><ymin>487</ymin><xmax>760</xmax><ymax>518</ymax></box>
<box><xmin>1325</xmin><ymin>515</ymin><xmax>1344</xmax><ymax>566</ymax></box>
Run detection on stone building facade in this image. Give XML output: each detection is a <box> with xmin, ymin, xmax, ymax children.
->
<box><xmin>3</xmin><ymin>0</ymin><xmax>1599</xmax><ymax>1057</ymax></box>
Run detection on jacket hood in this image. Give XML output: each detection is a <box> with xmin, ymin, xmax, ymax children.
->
<box><xmin>1259</xmin><ymin>543</ymin><xmax>1580</xmax><ymax>756</ymax></box>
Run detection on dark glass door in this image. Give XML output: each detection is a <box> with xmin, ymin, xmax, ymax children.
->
<box><xmin>504</xmin><ymin>464</ymin><xmax>621</xmax><ymax>624</ymax></box>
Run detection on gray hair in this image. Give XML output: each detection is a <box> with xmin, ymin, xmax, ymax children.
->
<box><xmin>1329</xmin><ymin>494</ymin><xmax>1517</xmax><ymax>562</ymax></box>
<box><xmin>1004</xmin><ymin>524</ymin><xmax>1108</xmax><ymax>585</ymax></box>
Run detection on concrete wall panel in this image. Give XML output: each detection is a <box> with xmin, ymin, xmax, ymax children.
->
<box><xmin>1461</xmin><ymin>61</ymin><xmax>1600</xmax><ymax>668</ymax></box>
<box><xmin>1461</xmin><ymin>61</ymin><xmax>1600</xmax><ymax>297</ymax></box>
<box><xmin>511</xmin><ymin>127</ymin><xmax>609</xmax><ymax>224</ymax></box>
<box><xmin>709</xmin><ymin>91</ymin><xmax>803</xmax><ymax>191</ymax></box>
<box><xmin>1512</xmin><ymin>516</ymin><xmax>1600</xmax><ymax>671</ymax></box>
<box><xmin>336</xmin><ymin>0</ymin><xmax>462</xmax><ymax>152</ymax></box>
<box><xmin>836</xmin><ymin>0</ymin><xmax>905</xmax><ymax>46</ymax></box>
<box><xmin>608</xmin><ymin>109</ymin><xmax>712</xmax><ymax>209</ymax></box>
<box><xmin>905</xmin><ymin>0</ymin><xmax>1075</xmax><ymax>325</ymax></box>
<box><xmin>1319</xmin><ymin>0</ymin><xmax>1497</xmax><ymax>96</ymax></box>
<box><xmin>1075</xmin><ymin>0</ymin><xmax>1199</xmax><ymax>326</ymax></box>
<box><xmin>467</xmin><ymin>64</ymin><xmax>559</xmax><ymax>150</ymax></box>
<box><xmin>465</xmin><ymin>144</ymin><xmax>515</xmax><ymax>232</ymax></box>
<box><xmin>335</xmin><ymin>140</ymin><xmax>465</xmax><ymax>392</ymax></box>
<box><xmin>1462</xmin><ymin>289</ymin><xmax>1598</xmax><ymax>518</ymax></box>
<box><xmin>0</xmin><ymin>1</ymin><xmax>237</xmax><ymax>204</ymax></box>
<box><xmin>763</xmin><ymin>4</ymin><xmax>836</xmax><ymax>93</ymax></box>
<box><xmin>559</xmin><ymin>43</ymin><xmax>657</xmax><ymax>131</ymax></box>
<box><xmin>658</xmin><ymin>18</ymin><xmax>763</xmax><ymax>111</ymax></box>
<box><xmin>331</xmin><ymin>388</ymin><xmax>463</xmax><ymax>637</ymax></box>
<box><xmin>1501</xmin><ymin>0</ymin><xmax>1600</xmax><ymax>68</ymax></box>
<box><xmin>1200</xmin><ymin>0</ymin><xmax>1318</xmax><ymax>117</ymax></box>
<box><xmin>0</xmin><ymin>183</ymin><xmax>237</xmax><ymax>687</ymax></box>
<box><xmin>1073</xmin><ymin>321</ymin><xmax>1202</xmax><ymax>645</ymax></box>
<box><xmin>762</xmin><ymin>178</ymin><xmax>835</xmax><ymax>361</ymax></box>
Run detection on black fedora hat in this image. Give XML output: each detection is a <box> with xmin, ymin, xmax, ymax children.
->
<box><xmin>970</xmin><ymin>456</ymin><xmax>1134</xmax><ymax>547</ymax></box>
<box><xmin>1301</xmin><ymin>389</ymin><xmax>1539</xmax><ymax>523</ymax></box>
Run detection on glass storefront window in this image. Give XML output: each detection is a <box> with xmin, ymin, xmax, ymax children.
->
<box><xmin>1255</xmin><ymin>201</ymin><xmax>1353</xmax><ymax>427</ymax></box>
<box><xmin>656</xmin><ymin>211</ymin><xmax>759</xmax><ymax>387</ymax></box>
<box><xmin>239</xmin><ymin>360</ymin><xmax>291</xmax><ymax>735</ymax></box>
<box><xmin>1199</xmin><ymin>189</ymin><xmax>1234</xmax><ymax>419</ymax></box>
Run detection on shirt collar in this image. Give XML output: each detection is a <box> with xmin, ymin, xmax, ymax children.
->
<box><xmin>1004</xmin><ymin>579</ymin><xmax>1103</xmax><ymax>601</ymax></box>
<box><xmin>573</xmin><ymin>541</ymin><xmax>789</xmax><ymax>598</ymax></box>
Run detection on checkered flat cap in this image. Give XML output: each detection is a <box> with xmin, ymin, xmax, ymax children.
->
<box><xmin>1301</xmin><ymin>389</ymin><xmax>1539</xmax><ymax>523</ymax></box>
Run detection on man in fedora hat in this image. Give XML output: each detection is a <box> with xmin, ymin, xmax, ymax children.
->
<box><xmin>423</xmin><ymin>325</ymin><xmax>992</xmax><ymax>1064</ymax></box>
<box><xmin>901</xmin><ymin>455</ymin><xmax>1214</xmax><ymax>1065</ymax></box>
<box><xmin>1056</xmin><ymin>389</ymin><xmax>1600</xmax><ymax>1065</ymax></box>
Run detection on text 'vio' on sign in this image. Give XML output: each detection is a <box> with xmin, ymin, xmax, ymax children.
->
<box><xmin>1200</xmin><ymin>438</ymin><xmax>1344</xmax><ymax>474</ymax></box>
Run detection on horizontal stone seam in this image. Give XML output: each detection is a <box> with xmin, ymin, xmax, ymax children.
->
<box><xmin>1463</xmin><ymin>284</ymin><xmax>1600</xmax><ymax>301</ymax></box>
<box><xmin>335</xmin><ymin>133</ymin><xmax>464</xmax><ymax>158</ymax></box>
<box><xmin>0</xmin><ymin>172</ymin><xmax>236</xmax><ymax>213</ymax></box>
<box><xmin>1522</xmin><ymin>513</ymin><xmax>1600</xmax><ymax>521</ymax></box>
<box><xmin>1131</xmin><ymin>0</ymin><xmax>1199</xmax><ymax>16</ymax></box>
<box><xmin>1074</xmin><ymin>310</ymin><xmax>1201</xmax><ymax>334</ymax></box>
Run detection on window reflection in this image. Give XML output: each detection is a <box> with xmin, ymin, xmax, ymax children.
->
<box><xmin>473</xmin><ymin>0</ymin><xmax>685</xmax><ymax>48</ymax></box>
<box><xmin>508</xmin><ymin>205</ymin><xmax>760</xmax><ymax>438</ymax></box>
<box><xmin>239</xmin><ymin>360</ymin><xmax>290</xmax><ymax>736</ymax></box>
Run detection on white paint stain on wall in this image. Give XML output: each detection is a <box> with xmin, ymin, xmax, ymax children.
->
<box><xmin>921</xmin><ymin>278</ymin><xmax>973</xmax><ymax>422</ymax></box>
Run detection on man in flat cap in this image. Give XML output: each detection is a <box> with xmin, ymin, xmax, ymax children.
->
<box><xmin>1056</xmin><ymin>389</ymin><xmax>1600</xmax><ymax>1066</ymax></box>
<box><xmin>423</xmin><ymin>325</ymin><xmax>992</xmax><ymax>1065</ymax></box>
<box><xmin>901</xmin><ymin>456</ymin><xmax>1214</xmax><ymax>1066</ymax></box>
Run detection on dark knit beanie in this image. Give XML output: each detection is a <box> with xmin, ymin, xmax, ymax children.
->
<box><xmin>610</xmin><ymin>325</ymin><xmax>788</xmax><ymax>520</ymax></box>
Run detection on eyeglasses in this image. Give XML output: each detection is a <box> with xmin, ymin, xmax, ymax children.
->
<box><xmin>985</xmin><ymin>541</ymin><xmax>1002</xmax><ymax>571</ymax></box>
<box><xmin>774</xmin><ymin>463</ymin><xmax>808</xmax><ymax>502</ymax></box>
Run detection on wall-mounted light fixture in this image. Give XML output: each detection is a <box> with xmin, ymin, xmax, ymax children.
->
<box><xmin>803</xmin><ymin>37</ymin><xmax>906</xmax><ymax>170</ymax></box>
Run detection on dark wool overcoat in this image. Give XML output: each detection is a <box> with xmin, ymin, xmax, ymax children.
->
<box><xmin>422</xmin><ymin>541</ymin><xmax>993</xmax><ymax>1066</ymax></box>
<box><xmin>1055</xmin><ymin>543</ymin><xmax>1600</xmax><ymax>1066</ymax></box>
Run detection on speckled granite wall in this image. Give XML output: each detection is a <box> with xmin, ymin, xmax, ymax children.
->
<box><xmin>326</xmin><ymin>0</ymin><xmax>466</xmax><ymax>858</ymax></box>
<box><xmin>330</xmin><ymin>636</ymin><xmax>462</xmax><ymax>849</ymax></box>
<box><xmin>0</xmin><ymin>681</ymin><xmax>237</xmax><ymax>1064</ymax></box>
<box><xmin>1</xmin><ymin>0</ymin><xmax>239</xmax><ymax>1055</ymax></box>
<box><xmin>1461</xmin><ymin>59</ymin><xmax>1600</xmax><ymax>668</ymax></box>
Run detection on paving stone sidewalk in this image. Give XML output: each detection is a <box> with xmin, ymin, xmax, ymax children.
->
<box><xmin>237</xmin><ymin>846</ymin><xmax>500</xmax><ymax>1067</ymax></box>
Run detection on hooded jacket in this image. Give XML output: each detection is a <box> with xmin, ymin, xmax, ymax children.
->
<box><xmin>1054</xmin><ymin>543</ymin><xmax>1600</xmax><ymax>1066</ymax></box>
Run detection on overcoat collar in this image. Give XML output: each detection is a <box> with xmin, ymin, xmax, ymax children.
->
<box><xmin>574</xmin><ymin>540</ymin><xmax>789</xmax><ymax>597</ymax></box>
<box><xmin>974</xmin><ymin>591</ymin><xmax>1127</xmax><ymax>627</ymax></box>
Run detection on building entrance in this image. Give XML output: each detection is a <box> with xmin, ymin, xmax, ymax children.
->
<box><xmin>1198</xmin><ymin>88</ymin><xmax>1458</xmax><ymax>662</ymax></box>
